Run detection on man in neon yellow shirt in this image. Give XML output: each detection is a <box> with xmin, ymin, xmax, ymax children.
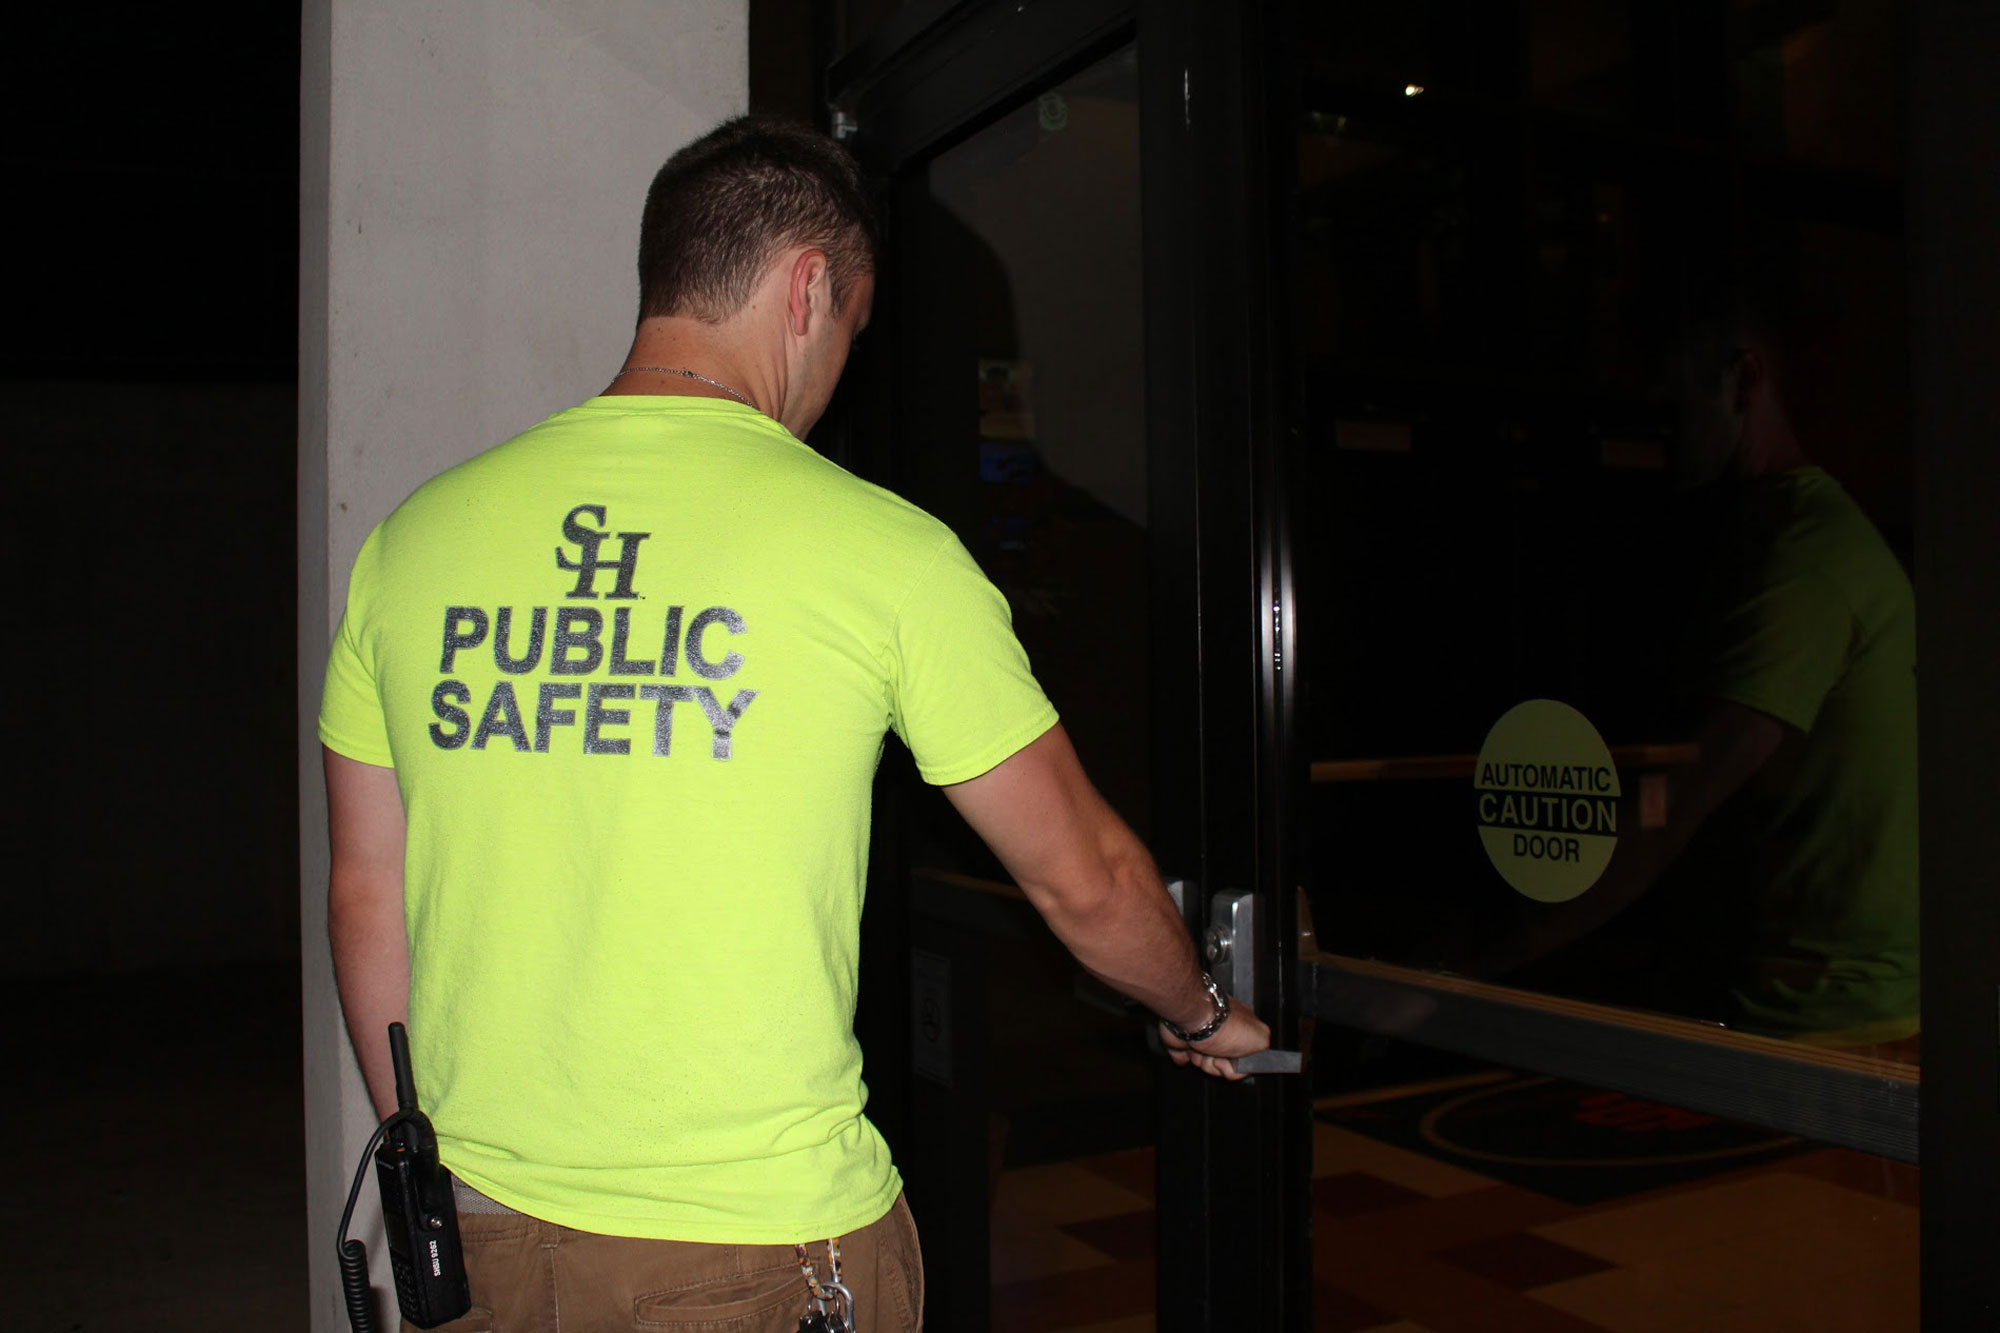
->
<box><xmin>1654</xmin><ymin>294</ymin><xmax>1919</xmax><ymax>1046</ymax></box>
<box><xmin>321</xmin><ymin>117</ymin><xmax>1267</xmax><ymax>1332</ymax></box>
<box><xmin>1473</xmin><ymin>287</ymin><xmax>1917</xmax><ymax>1050</ymax></box>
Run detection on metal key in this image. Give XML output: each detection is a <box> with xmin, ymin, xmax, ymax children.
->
<box><xmin>798</xmin><ymin>1312</ymin><xmax>837</xmax><ymax>1333</ymax></box>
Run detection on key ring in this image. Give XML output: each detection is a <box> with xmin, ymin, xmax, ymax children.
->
<box><xmin>795</xmin><ymin>1238</ymin><xmax>855</xmax><ymax>1333</ymax></box>
<box><xmin>826</xmin><ymin>1278</ymin><xmax>855</xmax><ymax>1332</ymax></box>
<box><xmin>827</xmin><ymin>1236</ymin><xmax>855</xmax><ymax>1332</ymax></box>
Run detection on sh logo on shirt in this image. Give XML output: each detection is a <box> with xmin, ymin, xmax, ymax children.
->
<box><xmin>427</xmin><ymin>505</ymin><xmax>759</xmax><ymax>759</ymax></box>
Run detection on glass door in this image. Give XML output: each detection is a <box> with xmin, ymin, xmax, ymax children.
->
<box><xmin>1279</xmin><ymin>2</ymin><xmax>1964</xmax><ymax>1329</ymax></box>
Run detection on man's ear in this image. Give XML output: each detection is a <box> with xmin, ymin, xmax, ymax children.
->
<box><xmin>786</xmin><ymin>249</ymin><xmax>830</xmax><ymax>338</ymax></box>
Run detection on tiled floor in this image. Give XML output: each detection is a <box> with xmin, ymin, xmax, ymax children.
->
<box><xmin>989</xmin><ymin>1079</ymin><xmax>1919</xmax><ymax>1333</ymax></box>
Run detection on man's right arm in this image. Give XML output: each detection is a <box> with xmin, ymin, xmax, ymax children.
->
<box><xmin>325</xmin><ymin>746</ymin><xmax>410</xmax><ymax>1122</ymax></box>
<box><xmin>941</xmin><ymin>723</ymin><xmax>1271</xmax><ymax>1079</ymax></box>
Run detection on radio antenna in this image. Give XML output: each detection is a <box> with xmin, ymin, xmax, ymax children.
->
<box><xmin>388</xmin><ymin>1022</ymin><xmax>418</xmax><ymax>1114</ymax></box>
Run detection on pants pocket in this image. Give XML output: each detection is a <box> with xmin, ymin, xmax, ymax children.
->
<box><xmin>632</xmin><ymin>1264</ymin><xmax>806</xmax><ymax>1331</ymax></box>
<box><xmin>883</xmin><ymin>1197</ymin><xmax>924</xmax><ymax>1331</ymax></box>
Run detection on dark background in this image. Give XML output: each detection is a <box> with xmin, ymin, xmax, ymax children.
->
<box><xmin>0</xmin><ymin>8</ymin><xmax>307</xmax><ymax>1325</ymax></box>
<box><xmin>2</xmin><ymin>7</ymin><xmax>303</xmax><ymax>979</ymax></box>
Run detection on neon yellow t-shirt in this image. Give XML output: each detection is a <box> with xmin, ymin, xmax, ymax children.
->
<box><xmin>319</xmin><ymin>397</ymin><xmax>1058</xmax><ymax>1241</ymax></box>
<box><xmin>1681</xmin><ymin>467</ymin><xmax>1918</xmax><ymax>1044</ymax></box>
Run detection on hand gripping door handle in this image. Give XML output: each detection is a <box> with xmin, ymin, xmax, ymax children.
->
<box><xmin>1164</xmin><ymin>880</ymin><xmax>1305</xmax><ymax>1075</ymax></box>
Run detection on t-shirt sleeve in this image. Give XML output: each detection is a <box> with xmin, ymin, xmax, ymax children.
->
<box><xmin>1698</xmin><ymin>571</ymin><xmax>1852</xmax><ymax>735</ymax></box>
<box><xmin>318</xmin><ymin>533</ymin><xmax>396</xmax><ymax>768</ymax></box>
<box><xmin>886</xmin><ymin>532</ymin><xmax>1059</xmax><ymax>786</ymax></box>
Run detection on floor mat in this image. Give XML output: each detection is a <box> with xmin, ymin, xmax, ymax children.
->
<box><xmin>1319</xmin><ymin>1071</ymin><xmax>1811</xmax><ymax>1205</ymax></box>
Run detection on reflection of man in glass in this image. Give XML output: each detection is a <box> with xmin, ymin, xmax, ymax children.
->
<box><xmin>1483</xmin><ymin>285</ymin><xmax>1919</xmax><ymax>1052</ymax></box>
<box><xmin>1664</xmin><ymin>289</ymin><xmax>1919</xmax><ymax>1048</ymax></box>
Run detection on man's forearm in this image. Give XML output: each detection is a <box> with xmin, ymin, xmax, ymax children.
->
<box><xmin>1028</xmin><ymin>829</ymin><xmax>1271</xmax><ymax>1077</ymax></box>
<box><xmin>329</xmin><ymin>877</ymin><xmax>410</xmax><ymax>1122</ymax></box>
<box><xmin>324</xmin><ymin>748</ymin><xmax>414</xmax><ymax>1122</ymax></box>
<box><xmin>1024</xmin><ymin>837</ymin><xmax>1214</xmax><ymax>1031</ymax></box>
<box><xmin>939</xmin><ymin>724</ymin><xmax>1255</xmax><ymax>1046</ymax></box>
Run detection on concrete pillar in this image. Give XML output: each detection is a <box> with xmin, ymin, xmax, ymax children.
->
<box><xmin>299</xmin><ymin>4</ymin><xmax>745</xmax><ymax>1326</ymax></box>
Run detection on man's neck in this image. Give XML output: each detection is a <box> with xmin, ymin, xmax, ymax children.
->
<box><xmin>606</xmin><ymin>315</ymin><xmax>771</xmax><ymax>410</ymax></box>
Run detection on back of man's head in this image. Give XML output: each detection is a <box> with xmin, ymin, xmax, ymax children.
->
<box><xmin>637</xmin><ymin>116</ymin><xmax>877</xmax><ymax>325</ymax></box>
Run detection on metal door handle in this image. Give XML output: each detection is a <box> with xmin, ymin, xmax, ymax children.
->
<box><xmin>1230</xmin><ymin>1049</ymin><xmax>1304</xmax><ymax>1075</ymax></box>
<box><xmin>1165</xmin><ymin>880</ymin><xmax>1306</xmax><ymax>1075</ymax></box>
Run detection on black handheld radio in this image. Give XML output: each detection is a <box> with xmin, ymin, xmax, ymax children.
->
<box><xmin>337</xmin><ymin>1023</ymin><xmax>472</xmax><ymax>1332</ymax></box>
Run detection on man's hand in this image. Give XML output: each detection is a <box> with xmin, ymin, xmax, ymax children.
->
<box><xmin>942</xmin><ymin>724</ymin><xmax>1272</xmax><ymax>1080</ymax></box>
<box><xmin>1159</xmin><ymin>1007</ymin><xmax>1272</xmax><ymax>1082</ymax></box>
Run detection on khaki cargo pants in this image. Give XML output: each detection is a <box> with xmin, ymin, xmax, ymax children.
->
<box><xmin>409</xmin><ymin>1186</ymin><xmax>923</xmax><ymax>1333</ymax></box>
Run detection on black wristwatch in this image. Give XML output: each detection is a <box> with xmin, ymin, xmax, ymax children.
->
<box><xmin>1162</xmin><ymin>972</ymin><xmax>1231</xmax><ymax>1044</ymax></box>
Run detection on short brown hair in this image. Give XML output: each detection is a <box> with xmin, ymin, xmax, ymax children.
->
<box><xmin>636</xmin><ymin>116</ymin><xmax>878</xmax><ymax>323</ymax></box>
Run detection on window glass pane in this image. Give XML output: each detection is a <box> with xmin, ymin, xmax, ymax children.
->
<box><xmin>1294</xmin><ymin>4</ymin><xmax>1917</xmax><ymax>1313</ymax></box>
<box><xmin>883</xmin><ymin>46</ymin><xmax>1155</xmax><ymax>1329</ymax></box>
<box><xmin>1294</xmin><ymin>0</ymin><xmax>1916</xmax><ymax>1066</ymax></box>
<box><xmin>906</xmin><ymin>45</ymin><xmax>1151</xmax><ymax>850</ymax></box>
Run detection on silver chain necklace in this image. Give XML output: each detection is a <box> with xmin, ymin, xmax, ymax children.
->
<box><xmin>612</xmin><ymin>365</ymin><xmax>755</xmax><ymax>408</ymax></box>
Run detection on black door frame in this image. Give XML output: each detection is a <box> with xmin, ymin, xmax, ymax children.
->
<box><xmin>1907</xmin><ymin>2</ymin><xmax>2000</xmax><ymax>1322</ymax></box>
<box><xmin>1139</xmin><ymin>3</ymin><xmax>1310</xmax><ymax>1330</ymax></box>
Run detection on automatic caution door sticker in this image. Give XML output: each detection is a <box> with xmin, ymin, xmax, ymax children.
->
<box><xmin>1474</xmin><ymin>699</ymin><xmax>1619</xmax><ymax>903</ymax></box>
